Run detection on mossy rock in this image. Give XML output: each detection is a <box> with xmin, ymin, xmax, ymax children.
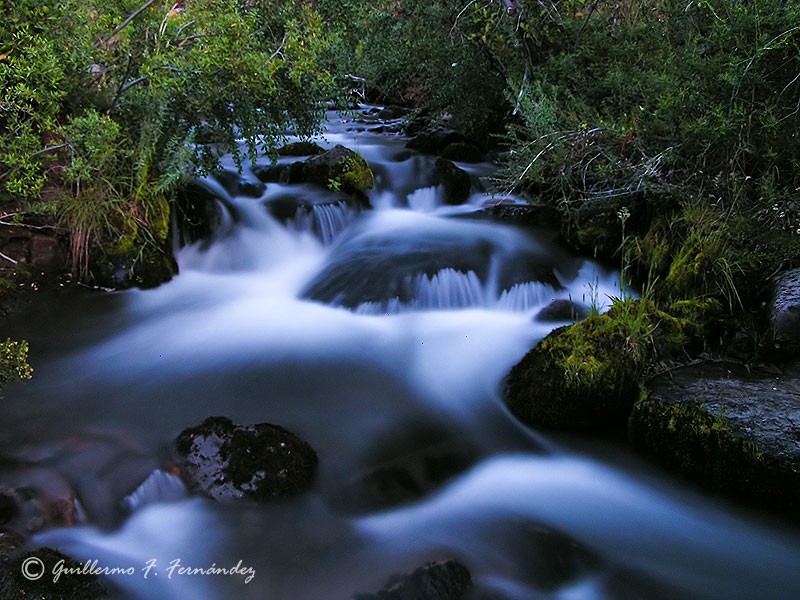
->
<box><xmin>299</xmin><ymin>144</ymin><xmax>374</xmax><ymax>194</ymax></box>
<box><xmin>505</xmin><ymin>314</ymin><xmax>641</xmax><ymax>431</ymax></box>
<box><xmin>505</xmin><ymin>299</ymin><xmax>722</xmax><ymax>431</ymax></box>
<box><xmin>629</xmin><ymin>361</ymin><xmax>800</xmax><ymax>516</ymax></box>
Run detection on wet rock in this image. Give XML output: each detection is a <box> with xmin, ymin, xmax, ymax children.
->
<box><xmin>0</xmin><ymin>227</ymin><xmax>66</xmax><ymax>273</ymax></box>
<box><xmin>175</xmin><ymin>181</ymin><xmax>226</xmax><ymax>245</ymax></box>
<box><xmin>295</xmin><ymin>145</ymin><xmax>375</xmax><ymax>194</ymax></box>
<box><xmin>770</xmin><ymin>267</ymin><xmax>800</xmax><ymax>356</ymax></box>
<box><xmin>535</xmin><ymin>299</ymin><xmax>589</xmax><ymax>323</ymax></box>
<box><xmin>1</xmin><ymin>470</ymin><xmax>84</xmax><ymax>534</ymax></box>
<box><xmin>406</xmin><ymin>129</ymin><xmax>466</xmax><ymax>155</ymax></box>
<box><xmin>432</xmin><ymin>158</ymin><xmax>471</xmax><ymax>205</ymax></box>
<box><xmin>264</xmin><ymin>188</ymin><xmax>364</xmax><ymax>244</ymax></box>
<box><xmin>440</xmin><ymin>143</ymin><xmax>483</xmax><ymax>164</ymax></box>
<box><xmin>92</xmin><ymin>246</ymin><xmax>177</xmax><ymax>290</ymax></box>
<box><xmin>629</xmin><ymin>361</ymin><xmax>800</xmax><ymax>515</ymax></box>
<box><xmin>302</xmin><ymin>214</ymin><xmax>563</xmax><ymax>309</ymax></box>
<box><xmin>352</xmin><ymin>560</ymin><xmax>472</xmax><ymax>600</ymax></box>
<box><xmin>212</xmin><ymin>170</ymin><xmax>266</xmax><ymax>198</ymax></box>
<box><xmin>0</xmin><ymin>547</ymin><xmax>107</xmax><ymax>599</ymax></box>
<box><xmin>175</xmin><ymin>416</ymin><xmax>318</xmax><ymax>502</ymax></box>
<box><xmin>4</xmin><ymin>431</ymin><xmax>164</xmax><ymax>528</ymax></box>
<box><xmin>464</xmin><ymin>203</ymin><xmax>562</xmax><ymax>230</ymax></box>
<box><xmin>277</xmin><ymin>141</ymin><xmax>325</xmax><ymax>157</ymax></box>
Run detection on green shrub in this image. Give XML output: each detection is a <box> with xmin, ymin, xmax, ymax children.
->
<box><xmin>0</xmin><ymin>338</ymin><xmax>32</xmax><ymax>390</ymax></box>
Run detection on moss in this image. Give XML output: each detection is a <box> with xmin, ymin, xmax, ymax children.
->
<box><xmin>637</xmin><ymin>215</ymin><xmax>673</xmax><ymax>274</ymax></box>
<box><xmin>505</xmin><ymin>298</ymin><xmax>721</xmax><ymax>431</ymax></box>
<box><xmin>663</xmin><ymin>231</ymin><xmax>723</xmax><ymax>299</ymax></box>
<box><xmin>629</xmin><ymin>396</ymin><xmax>779</xmax><ymax>503</ymax></box>
<box><xmin>340</xmin><ymin>153</ymin><xmax>374</xmax><ymax>193</ymax></box>
<box><xmin>148</xmin><ymin>194</ymin><xmax>171</xmax><ymax>242</ymax></box>
<box><xmin>506</xmin><ymin>311</ymin><xmax>642</xmax><ymax>431</ymax></box>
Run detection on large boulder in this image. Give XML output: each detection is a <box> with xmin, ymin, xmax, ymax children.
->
<box><xmin>174</xmin><ymin>416</ymin><xmax>318</xmax><ymax>502</ymax></box>
<box><xmin>770</xmin><ymin>267</ymin><xmax>800</xmax><ymax>356</ymax></box>
<box><xmin>505</xmin><ymin>314</ymin><xmax>641</xmax><ymax>431</ymax></box>
<box><xmin>302</xmin><ymin>212</ymin><xmax>565</xmax><ymax>310</ymax></box>
<box><xmin>629</xmin><ymin>361</ymin><xmax>800</xmax><ymax>515</ymax></box>
<box><xmin>505</xmin><ymin>300</ymin><xmax>721</xmax><ymax>431</ymax></box>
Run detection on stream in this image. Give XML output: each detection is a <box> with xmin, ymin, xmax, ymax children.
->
<box><xmin>3</xmin><ymin>108</ymin><xmax>800</xmax><ymax>599</ymax></box>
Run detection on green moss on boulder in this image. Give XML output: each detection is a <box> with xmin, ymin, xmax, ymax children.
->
<box><xmin>300</xmin><ymin>144</ymin><xmax>374</xmax><ymax>194</ymax></box>
<box><xmin>505</xmin><ymin>299</ymin><xmax>722</xmax><ymax>431</ymax></box>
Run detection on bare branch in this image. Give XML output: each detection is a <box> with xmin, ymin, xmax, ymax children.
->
<box><xmin>102</xmin><ymin>0</ymin><xmax>156</xmax><ymax>45</ymax></box>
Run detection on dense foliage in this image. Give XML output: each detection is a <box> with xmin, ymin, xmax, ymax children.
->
<box><xmin>1</xmin><ymin>0</ymin><xmax>334</xmax><ymax>279</ymax></box>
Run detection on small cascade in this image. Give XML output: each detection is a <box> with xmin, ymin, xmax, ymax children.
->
<box><xmin>314</xmin><ymin>202</ymin><xmax>355</xmax><ymax>244</ymax></box>
<box><xmin>496</xmin><ymin>282</ymin><xmax>558</xmax><ymax>312</ymax></box>
<box><xmin>286</xmin><ymin>202</ymin><xmax>356</xmax><ymax>246</ymax></box>
<box><xmin>123</xmin><ymin>470</ymin><xmax>188</xmax><ymax>512</ymax></box>
<box><xmin>410</xmin><ymin>269</ymin><xmax>485</xmax><ymax>310</ymax></box>
<box><xmin>286</xmin><ymin>201</ymin><xmax>357</xmax><ymax>244</ymax></box>
<box><xmin>406</xmin><ymin>186</ymin><xmax>442</xmax><ymax>212</ymax></box>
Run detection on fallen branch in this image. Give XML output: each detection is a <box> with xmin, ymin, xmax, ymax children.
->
<box><xmin>0</xmin><ymin>251</ymin><xmax>18</xmax><ymax>265</ymax></box>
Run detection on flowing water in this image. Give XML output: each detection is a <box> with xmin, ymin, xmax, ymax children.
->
<box><xmin>3</xmin><ymin>109</ymin><xmax>800</xmax><ymax>599</ymax></box>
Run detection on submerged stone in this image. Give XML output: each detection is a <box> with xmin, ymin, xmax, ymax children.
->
<box><xmin>331</xmin><ymin>426</ymin><xmax>481</xmax><ymax>513</ymax></box>
<box><xmin>629</xmin><ymin>361</ymin><xmax>800</xmax><ymax>515</ymax></box>
<box><xmin>301</xmin><ymin>215</ymin><xmax>564</xmax><ymax>310</ymax></box>
<box><xmin>174</xmin><ymin>416</ymin><xmax>317</xmax><ymax>502</ymax></box>
<box><xmin>352</xmin><ymin>560</ymin><xmax>472</xmax><ymax>600</ymax></box>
